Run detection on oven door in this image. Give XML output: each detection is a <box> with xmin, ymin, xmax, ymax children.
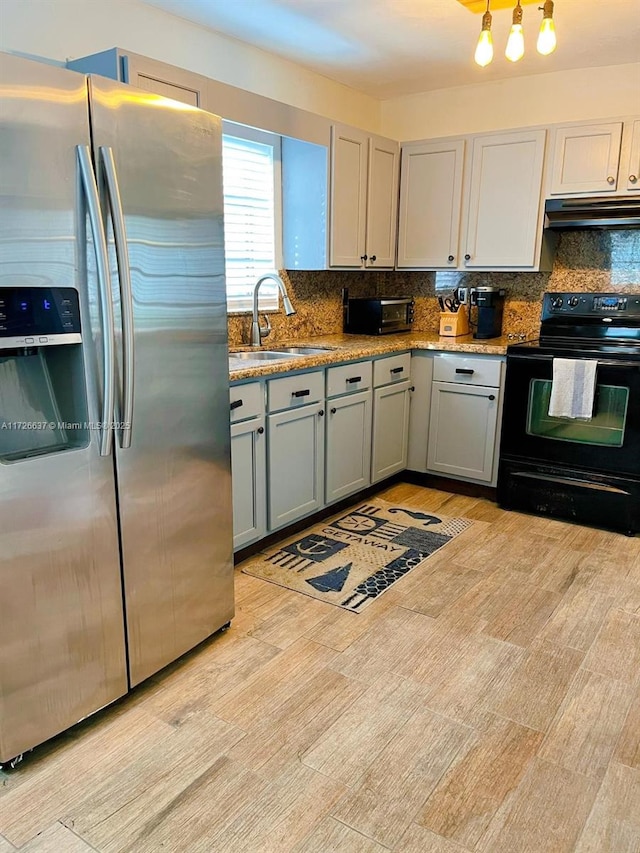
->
<box><xmin>500</xmin><ymin>351</ymin><xmax>640</xmax><ymax>477</ymax></box>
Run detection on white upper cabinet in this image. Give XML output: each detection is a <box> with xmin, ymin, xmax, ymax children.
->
<box><xmin>547</xmin><ymin>118</ymin><xmax>640</xmax><ymax>196</ymax></box>
<box><xmin>330</xmin><ymin>125</ymin><xmax>368</xmax><ymax>267</ymax></box>
<box><xmin>397</xmin><ymin>140</ymin><xmax>465</xmax><ymax>269</ymax></box>
<box><xmin>365</xmin><ymin>135</ymin><xmax>400</xmax><ymax>268</ymax></box>
<box><xmin>623</xmin><ymin>119</ymin><xmax>640</xmax><ymax>193</ymax></box>
<box><xmin>549</xmin><ymin>122</ymin><xmax>623</xmax><ymax>195</ymax></box>
<box><xmin>463</xmin><ymin>129</ymin><xmax>547</xmax><ymax>269</ymax></box>
<box><xmin>329</xmin><ymin>124</ymin><xmax>399</xmax><ymax>268</ymax></box>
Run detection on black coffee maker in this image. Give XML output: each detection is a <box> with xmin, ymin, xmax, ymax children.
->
<box><xmin>469</xmin><ymin>286</ymin><xmax>506</xmax><ymax>339</ymax></box>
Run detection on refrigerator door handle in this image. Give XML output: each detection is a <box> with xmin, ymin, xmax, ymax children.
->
<box><xmin>77</xmin><ymin>145</ymin><xmax>116</xmax><ymax>458</ymax></box>
<box><xmin>100</xmin><ymin>146</ymin><xmax>135</xmax><ymax>449</ymax></box>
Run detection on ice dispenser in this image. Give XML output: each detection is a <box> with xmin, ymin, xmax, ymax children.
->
<box><xmin>0</xmin><ymin>287</ymin><xmax>89</xmax><ymax>461</ymax></box>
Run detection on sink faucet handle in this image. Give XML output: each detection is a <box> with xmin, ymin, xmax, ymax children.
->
<box><xmin>259</xmin><ymin>315</ymin><xmax>272</xmax><ymax>340</ymax></box>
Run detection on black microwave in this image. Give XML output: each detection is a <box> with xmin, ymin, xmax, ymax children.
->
<box><xmin>344</xmin><ymin>297</ymin><xmax>415</xmax><ymax>335</ymax></box>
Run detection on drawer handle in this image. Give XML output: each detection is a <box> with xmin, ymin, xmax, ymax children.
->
<box><xmin>230</xmin><ymin>399</ymin><xmax>243</xmax><ymax>411</ymax></box>
<box><xmin>390</xmin><ymin>366</ymin><xmax>404</xmax><ymax>374</ymax></box>
<box><xmin>257</xmin><ymin>426</ymin><xmax>264</xmax><ymax>434</ymax></box>
<box><xmin>346</xmin><ymin>376</ymin><xmax>362</xmax><ymax>384</ymax></box>
<box><xmin>292</xmin><ymin>389</ymin><xmax>310</xmax><ymax>398</ymax></box>
<box><xmin>488</xmin><ymin>394</ymin><xmax>496</xmax><ymax>401</ymax></box>
<box><xmin>330</xmin><ymin>407</ymin><xmax>337</xmax><ymax>414</ymax></box>
<box><xmin>456</xmin><ymin>368</ymin><xmax>474</xmax><ymax>375</ymax></box>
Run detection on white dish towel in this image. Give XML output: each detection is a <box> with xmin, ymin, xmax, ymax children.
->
<box><xmin>548</xmin><ymin>358</ymin><xmax>598</xmax><ymax>420</ymax></box>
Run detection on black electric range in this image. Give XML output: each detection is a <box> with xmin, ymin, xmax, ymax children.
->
<box><xmin>498</xmin><ymin>291</ymin><xmax>640</xmax><ymax>535</ymax></box>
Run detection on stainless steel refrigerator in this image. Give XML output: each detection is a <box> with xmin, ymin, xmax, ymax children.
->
<box><xmin>0</xmin><ymin>53</ymin><xmax>234</xmax><ymax>766</ymax></box>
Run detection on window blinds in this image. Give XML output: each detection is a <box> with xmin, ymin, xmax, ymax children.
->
<box><xmin>222</xmin><ymin>134</ymin><xmax>278</xmax><ymax>312</ymax></box>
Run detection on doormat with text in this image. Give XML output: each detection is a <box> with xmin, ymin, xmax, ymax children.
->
<box><xmin>241</xmin><ymin>499</ymin><xmax>473</xmax><ymax>612</ymax></box>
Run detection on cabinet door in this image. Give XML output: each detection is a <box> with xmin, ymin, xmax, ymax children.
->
<box><xmin>623</xmin><ymin>119</ymin><xmax>640</xmax><ymax>193</ymax></box>
<box><xmin>549</xmin><ymin>122</ymin><xmax>623</xmax><ymax>195</ymax></box>
<box><xmin>371</xmin><ymin>381</ymin><xmax>411</xmax><ymax>484</ymax></box>
<box><xmin>427</xmin><ymin>382</ymin><xmax>498</xmax><ymax>483</ymax></box>
<box><xmin>407</xmin><ymin>353</ymin><xmax>433</xmax><ymax>473</ymax></box>
<box><xmin>268</xmin><ymin>403</ymin><xmax>325</xmax><ymax>530</ymax></box>
<box><xmin>122</xmin><ymin>54</ymin><xmax>203</xmax><ymax>107</ymax></box>
<box><xmin>330</xmin><ymin>124</ymin><xmax>368</xmax><ymax>267</ymax></box>
<box><xmin>326</xmin><ymin>390</ymin><xmax>372</xmax><ymax>503</ymax></box>
<box><xmin>464</xmin><ymin>130</ymin><xmax>546</xmax><ymax>268</ymax></box>
<box><xmin>365</xmin><ymin>135</ymin><xmax>399</xmax><ymax>268</ymax></box>
<box><xmin>397</xmin><ymin>140</ymin><xmax>465</xmax><ymax>268</ymax></box>
<box><xmin>231</xmin><ymin>417</ymin><xmax>266</xmax><ymax>550</ymax></box>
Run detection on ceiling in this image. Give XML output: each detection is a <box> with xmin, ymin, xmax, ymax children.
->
<box><xmin>141</xmin><ymin>0</ymin><xmax>640</xmax><ymax>99</ymax></box>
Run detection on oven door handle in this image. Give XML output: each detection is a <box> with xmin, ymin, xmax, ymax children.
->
<box><xmin>507</xmin><ymin>352</ymin><xmax>640</xmax><ymax>370</ymax></box>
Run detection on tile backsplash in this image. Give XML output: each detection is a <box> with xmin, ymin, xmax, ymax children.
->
<box><xmin>227</xmin><ymin>230</ymin><xmax>640</xmax><ymax>347</ymax></box>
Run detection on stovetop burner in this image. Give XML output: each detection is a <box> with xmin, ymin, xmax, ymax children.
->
<box><xmin>508</xmin><ymin>291</ymin><xmax>640</xmax><ymax>360</ymax></box>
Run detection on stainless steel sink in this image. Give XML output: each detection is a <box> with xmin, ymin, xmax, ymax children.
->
<box><xmin>270</xmin><ymin>346</ymin><xmax>335</xmax><ymax>355</ymax></box>
<box><xmin>228</xmin><ymin>350</ymin><xmax>297</xmax><ymax>361</ymax></box>
<box><xmin>229</xmin><ymin>346</ymin><xmax>335</xmax><ymax>362</ymax></box>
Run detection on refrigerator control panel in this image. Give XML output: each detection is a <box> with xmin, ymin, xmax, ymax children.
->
<box><xmin>0</xmin><ymin>287</ymin><xmax>82</xmax><ymax>349</ymax></box>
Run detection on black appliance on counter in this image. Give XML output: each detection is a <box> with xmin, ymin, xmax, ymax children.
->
<box><xmin>469</xmin><ymin>286</ymin><xmax>505</xmax><ymax>339</ymax></box>
<box><xmin>343</xmin><ymin>290</ymin><xmax>414</xmax><ymax>335</ymax></box>
<box><xmin>498</xmin><ymin>291</ymin><xmax>640</xmax><ymax>535</ymax></box>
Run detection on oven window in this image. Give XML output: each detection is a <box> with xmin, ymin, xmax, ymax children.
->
<box><xmin>382</xmin><ymin>304</ymin><xmax>408</xmax><ymax>324</ymax></box>
<box><xmin>527</xmin><ymin>380</ymin><xmax>629</xmax><ymax>447</ymax></box>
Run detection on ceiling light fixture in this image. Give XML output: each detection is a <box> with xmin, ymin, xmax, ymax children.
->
<box><xmin>505</xmin><ymin>0</ymin><xmax>525</xmax><ymax>61</ymax></box>
<box><xmin>475</xmin><ymin>0</ymin><xmax>494</xmax><ymax>67</ymax></box>
<box><xmin>537</xmin><ymin>0</ymin><xmax>557</xmax><ymax>54</ymax></box>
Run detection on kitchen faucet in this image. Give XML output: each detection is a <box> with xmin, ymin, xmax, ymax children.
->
<box><xmin>251</xmin><ymin>272</ymin><xmax>296</xmax><ymax>346</ymax></box>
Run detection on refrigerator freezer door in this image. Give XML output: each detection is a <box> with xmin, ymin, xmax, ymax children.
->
<box><xmin>88</xmin><ymin>77</ymin><xmax>234</xmax><ymax>686</ymax></box>
<box><xmin>0</xmin><ymin>55</ymin><xmax>127</xmax><ymax>763</ymax></box>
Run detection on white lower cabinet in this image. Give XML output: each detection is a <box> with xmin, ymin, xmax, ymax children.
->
<box><xmin>427</xmin><ymin>381</ymin><xmax>499</xmax><ymax>484</ymax></box>
<box><xmin>230</xmin><ymin>382</ymin><xmax>266</xmax><ymax>551</ymax></box>
<box><xmin>326</xmin><ymin>389</ymin><xmax>372</xmax><ymax>503</ymax></box>
<box><xmin>267</xmin><ymin>400</ymin><xmax>325</xmax><ymax>531</ymax></box>
<box><xmin>369</xmin><ymin>353</ymin><xmax>412</xmax><ymax>484</ymax></box>
<box><xmin>231</xmin><ymin>417</ymin><xmax>266</xmax><ymax>550</ymax></box>
<box><xmin>426</xmin><ymin>353</ymin><xmax>504</xmax><ymax>486</ymax></box>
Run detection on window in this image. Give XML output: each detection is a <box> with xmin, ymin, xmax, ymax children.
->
<box><xmin>222</xmin><ymin>123</ymin><xmax>282</xmax><ymax>313</ymax></box>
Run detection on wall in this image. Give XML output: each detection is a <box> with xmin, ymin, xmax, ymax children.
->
<box><xmin>381</xmin><ymin>63</ymin><xmax>640</xmax><ymax>141</ymax></box>
<box><xmin>0</xmin><ymin>0</ymin><xmax>381</xmax><ymax>133</ymax></box>
<box><xmin>228</xmin><ymin>230</ymin><xmax>640</xmax><ymax>346</ymax></box>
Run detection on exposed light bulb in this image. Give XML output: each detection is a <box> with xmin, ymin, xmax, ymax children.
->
<box><xmin>537</xmin><ymin>0</ymin><xmax>557</xmax><ymax>55</ymax></box>
<box><xmin>475</xmin><ymin>7</ymin><xmax>494</xmax><ymax>67</ymax></box>
<box><xmin>505</xmin><ymin>2</ymin><xmax>524</xmax><ymax>62</ymax></box>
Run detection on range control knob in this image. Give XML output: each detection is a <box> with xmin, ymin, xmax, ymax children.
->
<box><xmin>551</xmin><ymin>297</ymin><xmax>564</xmax><ymax>310</ymax></box>
<box><xmin>568</xmin><ymin>296</ymin><xmax>580</xmax><ymax>307</ymax></box>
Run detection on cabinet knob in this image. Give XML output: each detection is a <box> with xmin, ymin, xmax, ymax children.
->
<box><xmin>448</xmin><ymin>255</ymin><xmax>455</xmax><ymax>263</ymax></box>
<box><xmin>607</xmin><ymin>176</ymin><xmax>615</xmax><ymax>184</ymax></box>
<box><xmin>630</xmin><ymin>175</ymin><xmax>638</xmax><ymax>183</ymax></box>
<box><xmin>409</xmin><ymin>386</ymin><xmax>415</xmax><ymax>392</ymax></box>
<box><xmin>360</xmin><ymin>254</ymin><xmax>368</xmax><ymax>262</ymax></box>
<box><xmin>370</xmin><ymin>255</ymin><xmax>376</xmax><ymax>262</ymax></box>
<box><xmin>464</xmin><ymin>253</ymin><xmax>471</xmax><ymax>261</ymax></box>
<box><xmin>318</xmin><ymin>409</ymin><xmax>324</xmax><ymax>417</ymax></box>
<box><xmin>257</xmin><ymin>426</ymin><xmax>264</xmax><ymax>434</ymax></box>
<box><xmin>330</xmin><ymin>407</ymin><xmax>337</xmax><ymax>414</ymax></box>
<box><xmin>488</xmin><ymin>394</ymin><xmax>495</xmax><ymax>401</ymax></box>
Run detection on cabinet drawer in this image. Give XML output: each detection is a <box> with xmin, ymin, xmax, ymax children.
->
<box><xmin>230</xmin><ymin>382</ymin><xmax>264</xmax><ymax>423</ymax></box>
<box><xmin>326</xmin><ymin>360</ymin><xmax>372</xmax><ymax>397</ymax></box>
<box><xmin>373</xmin><ymin>352</ymin><xmax>411</xmax><ymax>387</ymax></box>
<box><xmin>268</xmin><ymin>371</ymin><xmax>324</xmax><ymax>412</ymax></box>
<box><xmin>433</xmin><ymin>354</ymin><xmax>502</xmax><ymax>387</ymax></box>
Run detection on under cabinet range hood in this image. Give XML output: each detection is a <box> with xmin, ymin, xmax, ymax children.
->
<box><xmin>545</xmin><ymin>197</ymin><xmax>640</xmax><ymax>230</ymax></box>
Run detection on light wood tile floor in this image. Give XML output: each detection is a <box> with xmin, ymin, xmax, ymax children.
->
<box><xmin>1</xmin><ymin>484</ymin><xmax>638</xmax><ymax>852</ymax></box>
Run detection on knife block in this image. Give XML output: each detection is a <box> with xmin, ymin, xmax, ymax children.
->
<box><xmin>439</xmin><ymin>308</ymin><xmax>470</xmax><ymax>337</ymax></box>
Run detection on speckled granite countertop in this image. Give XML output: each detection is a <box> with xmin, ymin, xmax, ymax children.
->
<box><xmin>229</xmin><ymin>332</ymin><xmax>512</xmax><ymax>381</ymax></box>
